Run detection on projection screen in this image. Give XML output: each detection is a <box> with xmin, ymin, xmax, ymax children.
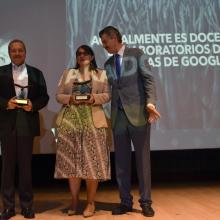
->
<box><xmin>0</xmin><ymin>0</ymin><xmax>220</xmax><ymax>153</ymax></box>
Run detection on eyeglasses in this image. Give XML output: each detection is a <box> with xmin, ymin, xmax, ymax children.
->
<box><xmin>76</xmin><ymin>52</ymin><xmax>90</xmax><ymax>57</ymax></box>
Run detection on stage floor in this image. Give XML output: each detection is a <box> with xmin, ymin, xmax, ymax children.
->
<box><xmin>1</xmin><ymin>181</ymin><xmax>220</xmax><ymax>220</ymax></box>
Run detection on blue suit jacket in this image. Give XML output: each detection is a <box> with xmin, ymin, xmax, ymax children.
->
<box><xmin>104</xmin><ymin>47</ymin><xmax>157</xmax><ymax>127</ymax></box>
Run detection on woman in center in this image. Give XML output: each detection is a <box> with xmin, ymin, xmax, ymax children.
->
<box><xmin>54</xmin><ymin>45</ymin><xmax>111</xmax><ymax>217</ymax></box>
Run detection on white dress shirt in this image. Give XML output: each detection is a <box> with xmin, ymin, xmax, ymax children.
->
<box><xmin>12</xmin><ymin>63</ymin><xmax>28</xmax><ymax>98</ymax></box>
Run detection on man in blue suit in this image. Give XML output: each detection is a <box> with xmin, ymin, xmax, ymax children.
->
<box><xmin>0</xmin><ymin>39</ymin><xmax>49</xmax><ymax>219</ymax></box>
<box><xmin>99</xmin><ymin>26</ymin><xmax>160</xmax><ymax>217</ymax></box>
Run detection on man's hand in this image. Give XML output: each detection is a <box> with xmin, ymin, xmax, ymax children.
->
<box><xmin>146</xmin><ymin>104</ymin><xmax>161</xmax><ymax>123</ymax></box>
<box><xmin>7</xmin><ymin>97</ymin><xmax>19</xmax><ymax>110</ymax></box>
<box><xmin>21</xmin><ymin>99</ymin><xmax>32</xmax><ymax>111</ymax></box>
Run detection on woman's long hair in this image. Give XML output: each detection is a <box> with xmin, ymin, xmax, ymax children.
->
<box><xmin>74</xmin><ymin>45</ymin><xmax>98</xmax><ymax>72</ymax></box>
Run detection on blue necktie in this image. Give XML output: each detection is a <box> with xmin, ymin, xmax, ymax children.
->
<box><xmin>115</xmin><ymin>54</ymin><xmax>123</xmax><ymax>109</ymax></box>
<box><xmin>115</xmin><ymin>54</ymin><xmax>121</xmax><ymax>80</ymax></box>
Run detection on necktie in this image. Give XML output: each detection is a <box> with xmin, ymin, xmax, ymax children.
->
<box><xmin>115</xmin><ymin>54</ymin><xmax>121</xmax><ymax>80</ymax></box>
<box><xmin>115</xmin><ymin>54</ymin><xmax>123</xmax><ymax>109</ymax></box>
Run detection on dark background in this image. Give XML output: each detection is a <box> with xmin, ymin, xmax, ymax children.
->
<box><xmin>19</xmin><ymin>149</ymin><xmax>220</xmax><ymax>188</ymax></box>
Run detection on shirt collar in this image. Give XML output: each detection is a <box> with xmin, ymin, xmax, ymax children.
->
<box><xmin>12</xmin><ymin>63</ymin><xmax>26</xmax><ymax>71</ymax></box>
<box><xmin>117</xmin><ymin>44</ymin><xmax>125</xmax><ymax>57</ymax></box>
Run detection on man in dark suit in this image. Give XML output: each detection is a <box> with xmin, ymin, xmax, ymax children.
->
<box><xmin>0</xmin><ymin>39</ymin><xmax>49</xmax><ymax>219</ymax></box>
<box><xmin>99</xmin><ymin>26</ymin><xmax>160</xmax><ymax>217</ymax></box>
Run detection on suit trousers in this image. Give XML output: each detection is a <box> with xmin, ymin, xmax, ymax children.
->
<box><xmin>1</xmin><ymin>128</ymin><xmax>34</xmax><ymax>210</ymax></box>
<box><xmin>113</xmin><ymin>108</ymin><xmax>152</xmax><ymax>207</ymax></box>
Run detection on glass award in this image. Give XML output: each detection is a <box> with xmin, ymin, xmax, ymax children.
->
<box><xmin>72</xmin><ymin>79</ymin><xmax>92</xmax><ymax>101</ymax></box>
<box><xmin>14</xmin><ymin>83</ymin><xmax>29</xmax><ymax>105</ymax></box>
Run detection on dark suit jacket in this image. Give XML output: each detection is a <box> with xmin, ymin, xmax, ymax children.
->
<box><xmin>104</xmin><ymin>46</ymin><xmax>157</xmax><ymax>127</ymax></box>
<box><xmin>0</xmin><ymin>63</ymin><xmax>49</xmax><ymax>137</ymax></box>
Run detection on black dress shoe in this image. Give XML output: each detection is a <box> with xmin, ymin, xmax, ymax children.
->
<box><xmin>112</xmin><ymin>204</ymin><xmax>132</xmax><ymax>215</ymax></box>
<box><xmin>0</xmin><ymin>208</ymin><xmax>15</xmax><ymax>219</ymax></box>
<box><xmin>141</xmin><ymin>204</ymin><xmax>155</xmax><ymax>217</ymax></box>
<box><xmin>21</xmin><ymin>208</ymin><xmax>35</xmax><ymax>219</ymax></box>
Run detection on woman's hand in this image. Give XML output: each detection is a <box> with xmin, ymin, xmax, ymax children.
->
<box><xmin>84</xmin><ymin>94</ymin><xmax>95</xmax><ymax>105</ymax></box>
<box><xmin>69</xmin><ymin>95</ymin><xmax>81</xmax><ymax>105</ymax></box>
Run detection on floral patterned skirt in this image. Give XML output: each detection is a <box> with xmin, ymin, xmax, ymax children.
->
<box><xmin>54</xmin><ymin>105</ymin><xmax>110</xmax><ymax>181</ymax></box>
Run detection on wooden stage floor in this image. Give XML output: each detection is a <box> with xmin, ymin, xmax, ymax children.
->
<box><xmin>2</xmin><ymin>181</ymin><xmax>220</xmax><ymax>220</ymax></box>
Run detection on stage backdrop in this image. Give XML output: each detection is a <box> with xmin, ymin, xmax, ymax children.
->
<box><xmin>0</xmin><ymin>0</ymin><xmax>220</xmax><ymax>153</ymax></box>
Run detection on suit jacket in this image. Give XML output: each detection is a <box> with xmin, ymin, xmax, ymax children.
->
<box><xmin>0</xmin><ymin>63</ymin><xmax>49</xmax><ymax>137</ymax></box>
<box><xmin>56</xmin><ymin>68</ymin><xmax>110</xmax><ymax>128</ymax></box>
<box><xmin>104</xmin><ymin>46</ymin><xmax>157</xmax><ymax>127</ymax></box>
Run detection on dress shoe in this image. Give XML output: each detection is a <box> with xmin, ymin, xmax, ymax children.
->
<box><xmin>112</xmin><ymin>204</ymin><xmax>132</xmax><ymax>215</ymax></box>
<box><xmin>141</xmin><ymin>204</ymin><xmax>155</xmax><ymax>217</ymax></box>
<box><xmin>0</xmin><ymin>208</ymin><xmax>15</xmax><ymax>219</ymax></box>
<box><xmin>67</xmin><ymin>209</ymin><xmax>76</xmax><ymax>216</ymax></box>
<box><xmin>83</xmin><ymin>202</ymin><xmax>95</xmax><ymax>218</ymax></box>
<box><xmin>21</xmin><ymin>208</ymin><xmax>35</xmax><ymax>219</ymax></box>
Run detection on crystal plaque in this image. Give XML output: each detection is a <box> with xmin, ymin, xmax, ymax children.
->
<box><xmin>14</xmin><ymin>83</ymin><xmax>29</xmax><ymax>105</ymax></box>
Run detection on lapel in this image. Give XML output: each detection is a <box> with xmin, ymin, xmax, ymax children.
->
<box><xmin>110</xmin><ymin>56</ymin><xmax>117</xmax><ymax>79</ymax></box>
<box><xmin>111</xmin><ymin>47</ymin><xmax>129</xmax><ymax>80</ymax></box>
<box><xmin>7</xmin><ymin>63</ymin><xmax>13</xmax><ymax>79</ymax></box>
<box><xmin>26</xmin><ymin>65</ymin><xmax>32</xmax><ymax>85</ymax></box>
<box><xmin>106</xmin><ymin>47</ymin><xmax>131</xmax><ymax>82</ymax></box>
<box><xmin>120</xmin><ymin>47</ymin><xmax>130</xmax><ymax>78</ymax></box>
<box><xmin>6</xmin><ymin>64</ymin><xmax>17</xmax><ymax>96</ymax></box>
<box><xmin>120</xmin><ymin>50</ymin><xmax>126</xmax><ymax>79</ymax></box>
<box><xmin>26</xmin><ymin>64</ymin><xmax>34</xmax><ymax>98</ymax></box>
<box><xmin>105</xmin><ymin>56</ymin><xmax>117</xmax><ymax>81</ymax></box>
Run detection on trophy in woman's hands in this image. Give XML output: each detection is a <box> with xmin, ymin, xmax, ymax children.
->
<box><xmin>72</xmin><ymin>80</ymin><xmax>92</xmax><ymax>101</ymax></box>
